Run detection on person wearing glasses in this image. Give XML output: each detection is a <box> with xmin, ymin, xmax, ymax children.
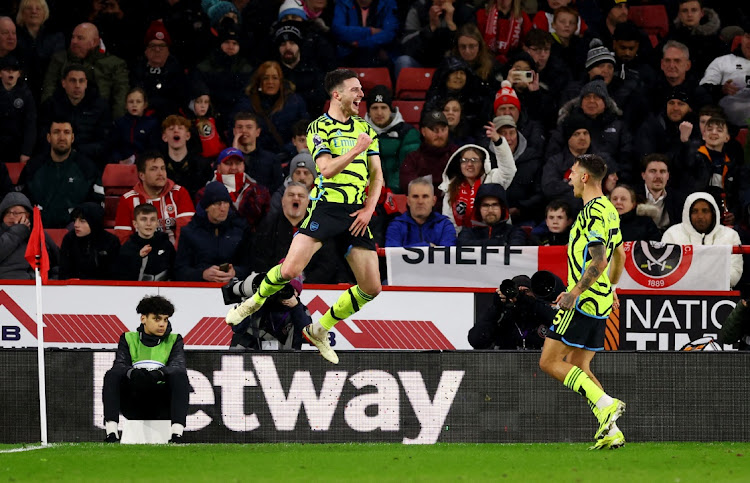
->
<box><xmin>456</xmin><ymin>182</ymin><xmax>528</xmax><ymax>246</ymax></box>
<box><xmin>438</xmin><ymin>140</ymin><xmax>515</xmax><ymax>234</ymax></box>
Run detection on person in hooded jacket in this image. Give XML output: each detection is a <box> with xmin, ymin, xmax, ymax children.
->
<box><xmin>438</xmin><ymin>141</ymin><xmax>516</xmax><ymax>232</ymax></box>
<box><xmin>58</xmin><ymin>202</ymin><xmax>120</xmax><ymax>280</ymax></box>
<box><xmin>0</xmin><ymin>191</ymin><xmax>59</xmax><ymax>280</ymax></box>
<box><xmin>364</xmin><ymin>85</ymin><xmax>420</xmax><ymax>194</ymax></box>
<box><xmin>174</xmin><ymin>181</ymin><xmax>252</xmax><ymax>282</ymax></box>
<box><xmin>457</xmin><ymin>183</ymin><xmax>529</xmax><ymax>247</ymax></box>
<box><xmin>102</xmin><ymin>295</ymin><xmax>189</xmax><ymax>443</ymax></box>
<box><xmin>661</xmin><ymin>191</ymin><xmax>743</xmax><ymax>287</ymax></box>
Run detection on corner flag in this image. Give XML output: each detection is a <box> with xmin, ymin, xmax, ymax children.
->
<box><xmin>24</xmin><ymin>206</ymin><xmax>49</xmax><ymax>283</ymax></box>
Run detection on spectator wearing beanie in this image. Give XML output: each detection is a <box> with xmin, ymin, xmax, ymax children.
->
<box><xmin>364</xmin><ymin>84</ymin><xmax>420</xmax><ymax>194</ymax></box>
<box><xmin>491</xmin><ymin>115</ymin><xmax>546</xmax><ymax>226</ymax></box>
<box><xmin>194</xmin><ymin>22</ymin><xmax>253</xmax><ymax>133</ymax></box>
<box><xmin>635</xmin><ymin>86</ymin><xmax>701</xmax><ymax>163</ymax></box>
<box><xmin>549</xmin><ymin>77</ymin><xmax>634</xmax><ymax>182</ymax></box>
<box><xmin>130</xmin><ymin>20</ymin><xmax>189</xmax><ymax>121</ymax></box>
<box><xmin>273</xmin><ymin>21</ymin><xmax>327</xmax><ymax>115</ymax></box>
<box><xmin>194</xmin><ymin>147</ymin><xmax>271</xmax><ymax>231</ymax></box>
<box><xmin>493</xmin><ymin>80</ymin><xmax>546</xmax><ymax>151</ymax></box>
<box><xmin>179</xmin><ymin>81</ymin><xmax>226</xmax><ymax>159</ymax></box>
<box><xmin>542</xmin><ymin>111</ymin><xmax>595</xmax><ymax>214</ymax></box>
<box><xmin>562</xmin><ymin>38</ymin><xmax>647</xmax><ymax>130</ymax></box>
<box><xmin>269</xmin><ymin>0</ymin><xmax>337</xmax><ymax>72</ymax></box>
<box><xmin>270</xmin><ymin>152</ymin><xmax>317</xmax><ymax>212</ymax></box>
<box><xmin>175</xmin><ymin>180</ymin><xmax>252</xmax><ymax>282</ymax></box>
<box><xmin>203</xmin><ymin>0</ymin><xmax>240</xmax><ymax>29</ymax></box>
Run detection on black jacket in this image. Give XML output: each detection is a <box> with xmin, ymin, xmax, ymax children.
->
<box><xmin>468</xmin><ymin>292</ymin><xmax>556</xmax><ymax>350</ymax></box>
<box><xmin>39</xmin><ymin>89</ymin><xmax>112</xmax><ymax>165</ymax></box>
<box><xmin>619</xmin><ymin>209</ymin><xmax>661</xmax><ymax>242</ymax></box>
<box><xmin>457</xmin><ymin>183</ymin><xmax>529</xmax><ymax>247</ymax></box>
<box><xmin>130</xmin><ymin>54</ymin><xmax>189</xmax><ymax>120</ymax></box>
<box><xmin>0</xmin><ymin>80</ymin><xmax>36</xmax><ymax>161</ymax></box>
<box><xmin>163</xmin><ymin>151</ymin><xmax>213</xmax><ymax>200</ymax></box>
<box><xmin>113</xmin><ymin>231</ymin><xmax>176</xmax><ymax>281</ymax></box>
<box><xmin>59</xmin><ymin>203</ymin><xmax>120</xmax><ymax>280</ymax></box>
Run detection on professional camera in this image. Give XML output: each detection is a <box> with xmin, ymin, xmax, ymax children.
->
<box><xmin>221</xmin><ymin>272</ymin><xmax>296</xmax><ymax>306</ymax></box>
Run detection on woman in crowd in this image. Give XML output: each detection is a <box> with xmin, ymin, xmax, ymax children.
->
<box><xmin>609</xmin><ymin>184</ymin><xmax>660</xmax><ymax>242</ymax></box>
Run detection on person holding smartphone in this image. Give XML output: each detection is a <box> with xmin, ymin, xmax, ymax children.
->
<box><xmin>174</xmin><ymin>181</ymin><xmax>253</xmax><ymax>282</ymax></box>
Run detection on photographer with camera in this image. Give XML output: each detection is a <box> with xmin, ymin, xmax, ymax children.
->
<box><xmin>468</xmin><ymin>271</ymin><xmax>564</xmax><ymax>350</ymax></box>
<box><xmin>224</xmin><ymin>271</ymin><xmax>312</xmax><ymax>350</ymax></box>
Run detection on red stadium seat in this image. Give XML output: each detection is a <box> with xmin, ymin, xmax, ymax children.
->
<box><xmin>732</xmin><ymin>35</ymin><xmax>742</xmax><ymax>52</ymax></box>
<box><xmin>393</xmin><ymin>100</ymin><xmax>424</xmax><ymax>130</ymax></box>
<box><xmin>104</xmin><ymin>196</ymin><xmax>119</xmax><ymax>229</ymax></box>
<box><xmin>45</xmin><ymin>228</ymin><xmax>69</xmax><ymax>248</ymax></box>
<box><xmin>343</xmin><ymin>67</ymin><xmax>392</xmax><ymax>92</ymax></box>
<box><xmin>395</xmin><ymin>67</ymin><xmax>436</xmax><ymax>100</ymax></box>
<box><xmin>5</xmin><ymin>162</ymin><xmax>23</xmax><ymax>185</ymax></box>
<box><xmin>322</xmin><ymin>99</ymin><xmax>368</xmax><ymax>117</ymax></box>
<box><xmin>737</xmin><ymin>128</ymin><xmax>748</xmax><ymax>148</ymax></box>
<box><xmin>628</xmin><ymin>5</ymin><xmax>669</xmax><ymax>39</ymax></box>
<box><xmin>392</xmin><ymin>194</ymin><xmax>407</xmax><ymax>213</ymax></box>
<box><xmin>102</xmin><ymin>164</ymin><xmax>138</xmax><ymax>196</ymax></box>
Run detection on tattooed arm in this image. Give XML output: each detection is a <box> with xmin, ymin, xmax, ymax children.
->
<box><xmin>555</xmin><ymin>243</ymin><xmax>608</xmax><ymax>310</ymax></box>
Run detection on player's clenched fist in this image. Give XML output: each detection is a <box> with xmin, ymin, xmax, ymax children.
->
<box><xmin>354</xmin><ymin>133</ymin><xmax>372</xmax><ymax>154</ymax></box>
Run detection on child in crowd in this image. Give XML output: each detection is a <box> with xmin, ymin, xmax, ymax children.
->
<box><xmin>278</xmin><ymin>119</ymin><xmax>310</xmax><ymax>176</ymax></box>
<box><xmin>0</xmin><ymin>56</ymin><xmax>36</xmax><ymax>164</ymax></box>
<box><xmin>185</xmin><ymin>85</ymin><xmax>226</xmax><ymax>159</ymax></box>
<box><xmin>111</xmin><ymin>87</ymin><xmax>160</xmax><ymax>164</ymax></box>
<box><xmin>549</xmin><ymin>7</ymin><xmax>587</xmax><ymax>75</ymax></box>
<box><xmin>58</xmin><ymin>202</ymin><xmax>121</xmax><ymax>280</ymax></box>
<box><xmin>113</xmin><ymin>203</ymin><xmax>176</xmax><ymax>281</ymax></box>
<box><xmin>530</xmin><ymin>200</ymin><xmax>574</xmax><ymax>246</ymax></box>
<box><xmin>533</xmin><ymin>0</ymin><xmax>587</xmax><ymax>36</ymax></box>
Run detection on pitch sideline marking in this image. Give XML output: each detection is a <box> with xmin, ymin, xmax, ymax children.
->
<box><xmin>0</xmin><ymin>444</ymin><xmax>52</xmax><ymax>453</ymax></box>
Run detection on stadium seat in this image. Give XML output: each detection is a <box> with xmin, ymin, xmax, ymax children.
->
<box><xmin>5</xmin><ymin>162</ymin><xmax>23</xmax><ymax>185</ymax></box>
<box><xmin>628</xmin><ymin>5</ymin><xmax>669</xmax><ymax>39</ymax></box>
<box><xmin>737</xmin><ymin>128</ymin><xmax>748</xmax><ymax>148</ymax></box>
<box><xmin>731</xmin><ymin>35</ymin><xmax>742</xmax><ymax>51</ymax></box>
<box><xmin>343</xmin><ymin>67</ymin><xmax>392</xmax><ymax>92</ymax></box>
<box><xmin>102</xmin><ymin>164</ymin><xmax>138</xmax><ymax>196</ymax></box>
<box><xmin>104</xmin><ymin>196</ymin><xmax>119</xmax><ymax>229</ymax></box>
<box><xmin>393</xmin><ymin>100</ymin><xmax>425</xmax><ymax>130</ymax></box>
<box><xmin>395</xmin><ymin>67</ymin><xmax>436</xmax><ymax>100</ymax></box>
<box><xmin>45</xmin><ymin>228</ymin><xmax>69</xmax><ymax>248</ymax></box>
<box><xmin>322</xmin><ymin>99</ymin><xmax>367</xmax><ymax>117</ymax></box>
<box><xmin>392</xmin><ymin>194</ymin><xmax>407</xmax><ymax>213</ymax></box>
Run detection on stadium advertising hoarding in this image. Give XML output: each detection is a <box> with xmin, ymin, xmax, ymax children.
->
<box><xmin>3</xmin><ymin>351</ymin><xmax>749</xmax><ymax>444</ymax></box>
<box><xmin>385</xmin><ymin>244</ymin><xmax>732</xmax><ymax>291</ymax></box>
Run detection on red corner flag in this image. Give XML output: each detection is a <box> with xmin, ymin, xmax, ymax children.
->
<box><xmin>24</xmin><ymin>206</ymin><xmax>49</xmax><ymax>282</ymax></box>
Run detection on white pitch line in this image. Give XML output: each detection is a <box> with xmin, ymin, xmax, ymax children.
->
<box><xmin>0</xmin><ymin>445</ymin><xmax>51</xmax><ymax>453</ymax></box>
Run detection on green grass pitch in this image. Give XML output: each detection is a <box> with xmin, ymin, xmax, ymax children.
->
<box><xmin>2</xmin><ymin>442</ymin><xmax>750</xmax><ymax>482</ymax></box>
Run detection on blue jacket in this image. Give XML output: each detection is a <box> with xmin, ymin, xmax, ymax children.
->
<box><xmin>174</xmin><ymin>209</ymin><xmax>252</xmax><ymax>281</ymax></box>
<box><xmin>385</xmin><ymin>211</ymin><xmax>457</xmax><ymax>248</ymax></box>
<box><xmin>332</xmin><ymin>0</ymin><xmax>399</xmax><ymax>58</ymax></box>
<box><xmin>110</xmin><ymin>113</ymin><xmax>161</xmax><ymax>162</ymax></box>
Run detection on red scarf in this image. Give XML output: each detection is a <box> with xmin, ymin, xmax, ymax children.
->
<box><xmin>453</xmin><ymin>179</ymin><xmax>482</xmax><ymax>228</ymax></box>
<box><xmin>482</xmin><ymin>5</ymin><xmax>524</xmax><ymax>62</ymax></box>
<box><xmin>215</xmin><ymin>172</ymin><xmax>247</xmax><ymax>203</ymax></box>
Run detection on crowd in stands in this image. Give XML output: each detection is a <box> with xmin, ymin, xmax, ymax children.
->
<box><xmin>0</xmin><ymin>0</ymin><xmax>748</xmax><ymax>292</ymax></box>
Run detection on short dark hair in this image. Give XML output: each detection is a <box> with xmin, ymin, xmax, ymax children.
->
<box><xmin>642</xmin><ymin>153</ymin><xmax>671</xmax><ymax>172</ymax></box>
<box><xmin>49</xmin><ymin>118</ymin><xmax>73</xmax><ymax>133</ymax></box>
<box><xmin>575</xmin><ymin>154</ymin><xmax>607</xmax><ymax>181</ymax></box>
<box><xmin>234</xmin><ymin>111</ymin><xmax>259</xmax><ymax>124</ymax></box>
<box><xmin>324</xmin><ymin>69</ymin><xmax>358</xmax><ymax>97</ymax></box>
<box><xmin>678</xmin><ymin>0</ymin><xmax>702</xmax><ymax>6</ymax></box>
<box><xmin>553</xmin><ymin>6</ymin><xmax>579</xmax><ymax>22</ymax></box>
<box><xmin>136</xmin><ymin>150</ymin><xmax>164</xmax><ymax>173</ymax></box>
<box><xmin>136</xmin><ymin>295</ymin><xmax>175</xmax><ymax>317</ymax></box>
<box><xmin>126</xmin><ymin>86</ymin><xmax>148</xmax><ymax>105</ymax></box>
<box><xmin>133</xmin><ymin>203</ymin><xmax>157</xmax><ymax>218</ymax></box>
<box><xmin>697</xmin><ymin>104</ymin><xmax>725</xmax><ymax>119</ymax></box>
<box><xmin>292</xmin><ymin>118</ymin><xmax>309</xmax><ymax>137</ymax></box>
<box><xmin>705</xmin><ymin>116</ymin><xmax>727</xmax><ymax>130</ymax></box>
<box><xmin>523</xmin><ymin>29</ymin><xmax>553</xmax><ymax>48</ymax></box>
<box><xmin>62</xmin><ymin>63</ymin><xmax>86</xmax><ymax>79</ymax></box>
<box><xmin>545</xmin><ymin>199</ymin><xmax>573</xmax><ymax>219</ymax></box>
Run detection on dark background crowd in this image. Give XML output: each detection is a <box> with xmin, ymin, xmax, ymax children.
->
<box><xmin>0</xmin><ymin>0</ymin><xmax>748</xmax><ymax>294</ymax></box>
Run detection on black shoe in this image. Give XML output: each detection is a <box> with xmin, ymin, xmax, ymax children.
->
<box><xmin>168</xmin><ymin>434</ymin><xmax>185</xmax><ymax>444</ymax></box>
<box><xmin>105</xmin><ymin>433</ymin><xmax>119</xmax><ymax>443</ymax></box>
